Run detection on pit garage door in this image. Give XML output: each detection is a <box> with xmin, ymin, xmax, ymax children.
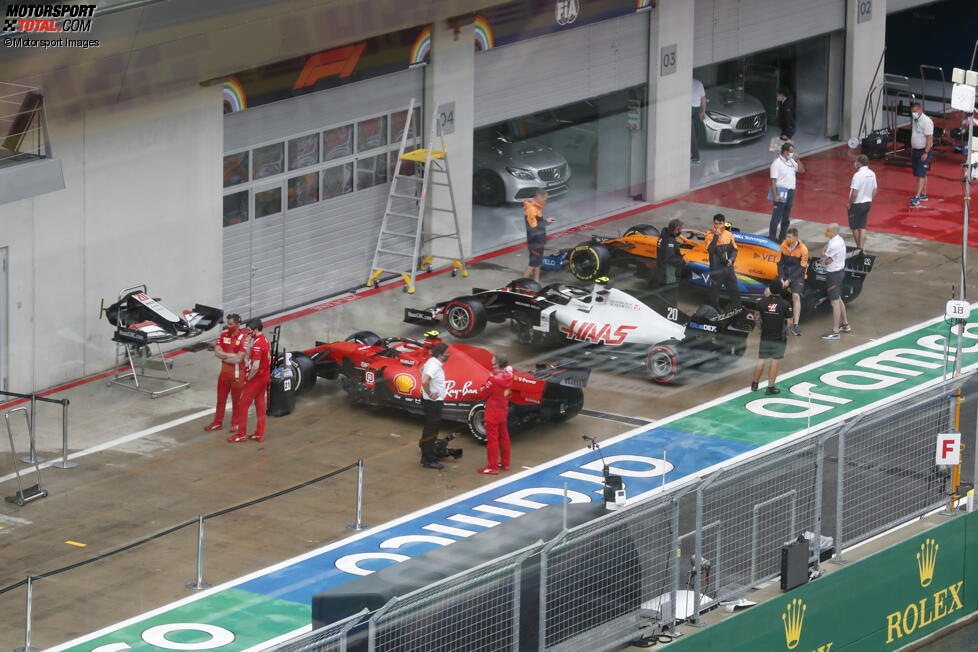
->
<box><xmin>473</xmin><ymin>12</ymin><xmax>649</xmax><ymax>127</ymax></box>
<box><xmin>694</xmin><ymin>0</ymin><xmax>845</xmax><ymax>67</ymax></box>
<box><xmin>222</xmin><ymin>68</ymin><xmax>423</xmax><ymax>319</ymax></box>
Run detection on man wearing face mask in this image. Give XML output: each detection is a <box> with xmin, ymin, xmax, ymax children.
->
<box><xmin>769</xmin><ymin>142</ymin><xmax>805</xmax><ymax>242</ymax></box>
<box><xmin>777</xmin><ymin>227</ymin><xmax>807</xmax><ymax>336</ymax></box>
<box><xmin>704</xmin><ymin>214</ymin><xmax>741</xmax><ymax>310</ymax></box>
<box><xmin>656</xmin><ymin>218</ymin><xmax>691</xmax><ymax>310</ymax></box>
<box><xmin>847</xmin><ymin>155</ymin><xmax>877</xmax><ymax>251</ymax></box>
<box><xmin>820</xmin><ymin>223</ymin><xmax>851</xmax><ymax>340</ymax></box>
<box><xmin>908</xmin><ymin>101</ymin><xmax>934</xmax><ymax>207</ymax></box>
<box><xmin>776</xmin><ymin>89</ymin><xmax>796</xmax><ymax>141</ymax></box>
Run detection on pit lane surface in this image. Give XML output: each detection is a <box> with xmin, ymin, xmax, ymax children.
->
<box><xmin>2</xmin><ymin>200</ymin><xmax>975</xmax><ymax>649</ymax></box>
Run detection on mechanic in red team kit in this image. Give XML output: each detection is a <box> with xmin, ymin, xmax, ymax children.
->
<box><xmin>229</xmin><ymin>319</ymin><xmax>271</xmax><ymax>443</ymax></box>
<box><xmin>751</xmin><ymin>279</ymin><xmax>793</xmax><ymax>395</ymax></box>
<box><xmin>205</xmin><ymin>313</ymin><xmax>245</xmax><ymax>433</ymax></box>
<box><xmin>478</xmin><ymin>353</ymin><xmax>514</xmax><ymax>475</ymax></box>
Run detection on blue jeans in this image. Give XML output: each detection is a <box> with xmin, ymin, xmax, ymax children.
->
<box><xmin>769</xmin><ymin>189</ymin><xmax>795</xmax><ymax>242</ymax></box>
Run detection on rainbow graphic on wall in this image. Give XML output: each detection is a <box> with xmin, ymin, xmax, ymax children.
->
<box><xmin>636</xmin><ymin>0</ymin><xmax>654</xmax><ymax>9</ymax></box>
<box><xmin>409</xmin><ymin>16</ymin><xmax>494</xmax><ymax>66</ymax></box>
<box><xmin>410</xmin><ymin>26</ymin><xmax>432</xmax><ymax>66</ymax></box>
<box><xmin>223</xmin><ymin>76</ymin><xmax>247</xmax><ymax>113</ymax></box>
<box><xmin>473</xmin><ymin>14</ymin><xmax>494</xmax><ymax>51</ymax></box>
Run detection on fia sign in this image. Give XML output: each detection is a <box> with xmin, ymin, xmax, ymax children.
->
<box><xmin>555</xmin><ymin>0</ymin><xmax>579</xmax><ymax>25</ymax></box>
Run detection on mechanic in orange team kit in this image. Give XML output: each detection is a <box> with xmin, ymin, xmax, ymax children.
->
<box><xmin>478</xmin><ymin>353</ymin><xmax>514</xmax><ymax>476</ymax></box>
<box><xmin>229</xmin><ymin>319</ymin><xmax>272</xmax><ymax>443</ymax></box>
<box><xmin>204</xmin><ymin>313</ymin><xmax>245</xmax><ymax>433</ymax></box>
<box><xmin>704</xmin><ymin>213</ymin><xmax>741</xmax><ymax>310</ymax></box>
<box><xmin>522</xmin><ymin>188</ymin><xmax>556</xmax><ymax>283</ymax></box>
<box><xmin>777</xmin><ymin>227</ymin><xmax>807</xmax><ymax>337</ymax></box>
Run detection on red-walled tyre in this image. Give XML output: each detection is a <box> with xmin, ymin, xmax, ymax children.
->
<box><xmin>645</xmin><ymin>340</ymin><xmax>680</xmax><ymax>383</ymax></box>
<box><xmin>444</xmin><ymin>297</ymin><xmax>488</xmax><ymax>338</ymax></box>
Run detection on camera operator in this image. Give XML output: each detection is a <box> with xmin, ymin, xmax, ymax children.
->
<box><xmin>478</xmin><ymin>353</ymin><xmax>513</xmax><ymax>475</ymax></box>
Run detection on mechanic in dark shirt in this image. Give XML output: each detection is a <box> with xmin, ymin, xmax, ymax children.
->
<box><xmin>776</xmin><ymin>89</ymin><xmax>796</xmax><ymax>141</ymax></box>
<box><xmin>703</xmin><ymin>214</ymin><xmax>741</xmax><ymax>310</ymax></box>
<box><xmin>751</xmin><ymin>279</ymin><xmax>793</xmax><ymax>395</ymax></box>
<box><xmin>777</xmin><ymin>227</ymin><xmax>808</xmax><ymax>336</ymax></box>
<box><xmin>656</xmin><ymin>219</ymin><xmax>691</xmax><ymax>310</ymax></box>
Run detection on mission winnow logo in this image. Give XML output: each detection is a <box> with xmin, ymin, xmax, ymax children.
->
<box><xmin>3</xmin><ymin>3</ymin><xmax>96</xmax><ymax>33</ymax></box>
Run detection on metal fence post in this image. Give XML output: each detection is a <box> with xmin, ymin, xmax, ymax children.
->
<box><xmin>186</xmin><ymin>515</ymin><xmax>211</xmax><ymax>590</ymax></box>
<box><xmin>813</xmin><ymin>438</ymin><xmax>824</xmax><ymax>575</ymax></box>
<box><xmin>668</xmin><ymin>496</ymin><xmax>681</xmax><ymax>637</ymax></box>
<box><xmin>20</xmin><ymin>395</ymin><xmax>44</xmax><ymax>465</ymax></box>
<box><xmin>690</xmin><ymin>483</ymin><xmax>706</xmax><ymax>627</ymax></box>
<box><xmin>832</xmin><ymin>429</ymin><xmax>847</xmax><ymax>564</ymax></box>
<box><xmin>52</xmin><ymin>400</ymin><xmax>75</xmax><ymax>470</ymax></box>
<box><xmin>347</xmin><ymin>459</ymin><xmax>368</xmax><ymax>531</ymax></box>
<box><xmin>14</xmin><ymin>575</ymin><xmax>39</xmax><ymax>652</ymax></box>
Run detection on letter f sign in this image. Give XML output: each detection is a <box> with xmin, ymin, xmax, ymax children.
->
<box><xmin>294</xmin><ymin>43</ymin><xmax>366</xmax><ymax>89</ymax></box>
<box><xmin>936</xmin><ymin>433</ymin><xmax>961</xmax><ymax>465</ymax></box>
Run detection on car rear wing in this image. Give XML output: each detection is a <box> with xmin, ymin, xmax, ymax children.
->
<box><xmin>404</xmin><ymin>307</ymin><xmax>440</xmax><ymax>326</ymax></box>
<box><xmin>808</xmin><ymin>249</ymin><xmax>876</xmax><ymax>276</ymax></box>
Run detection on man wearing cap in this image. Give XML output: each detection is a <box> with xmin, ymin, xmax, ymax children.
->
<box><xmin>704</xmin><ymin>214</ymin><xmax>741</xmax><ymax>310</ymax></box>
<box><xmin>752</xmin><ymin>279</ymin><xmax>793</xmax><ymax>395</ymax></box>
<box><xmin>420</xmin><ymin>342</ymin><xmax>451</xmax><ymax>469</ymax></box>
<box><xmin>656</xmin><ymin>218</ymin><xmax>690</xmax><ymax>311</ymax></box>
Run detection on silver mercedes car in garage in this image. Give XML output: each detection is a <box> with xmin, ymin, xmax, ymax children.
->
<box><xmin>473</xmin><ymin>123</ymin><xmax>571</xmax><ymax>206</ymax></box>
<box><xmin>701</xmin><ymin>85</ymin><xmax>768</xmax><ymax>145</ymax></box>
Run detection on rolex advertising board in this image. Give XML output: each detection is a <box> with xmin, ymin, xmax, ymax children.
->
<box><xmin>668</xmin><ymin>512</ymin><xmax>977</xmax><ymax>651</ymax></box>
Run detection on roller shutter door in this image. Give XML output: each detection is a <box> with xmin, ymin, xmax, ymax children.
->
<box><xmin>694</xmin><ymin>0</ymin><xmax>845</xmax><ymax>67</ymax></box>
<box><xmin>473</xmin><ymin>13</ymin><xmax>648</xmax><ymax>127</ymax></box>
<box><xmin>222</xmin><ymin>68</ymin><xmax>423</xmax><ymax>319</ymax></box>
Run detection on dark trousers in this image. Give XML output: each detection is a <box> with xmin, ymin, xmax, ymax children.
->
<box><xmin>710</xmin><ymin>266</ymin><xmax>741</xmax><ymax>310</ymax></box>
<box><xmin>691</xmin><ymin>107</ymin><xmax>701</xmax><ymax>160</ymax></box>
<box><xmin>768</xmin><ymin>189</ymin><xmax>795</xmax><ymax>242</ymax></box>
<box><xmin>658</xmin><ymin>264</ymin><xmax>681</xmax><ymax>310</ymax></box>
<box><xmin>420</xmin><ymin>398</ymin><xmax>443</xmax><ymax>463</ymax></box>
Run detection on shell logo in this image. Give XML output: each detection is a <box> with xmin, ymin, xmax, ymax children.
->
<box><xmin>393</xmin><ymin>373</ymin><xmax>417</xmax><ymax>394</ymax></box>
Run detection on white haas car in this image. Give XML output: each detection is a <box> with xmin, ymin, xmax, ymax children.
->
<box><xmin>405</xmin><ymin>278</ymin><xmax>754</xmax><ymax>383</ymax></box>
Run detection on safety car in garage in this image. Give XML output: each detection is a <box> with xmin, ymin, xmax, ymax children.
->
<box><xmin>404</xmin><ymin>278</ymin><xmax>754</xmax><ymax>383</ymax></box>
<box><xmin>285</xmin><ymin>332</ymin><xmax>587</xmax><ymax>442</ymax></box>
<box><xmin>473</xmin><ymin>123</ymin><xmax>571</xmax><ymax>206</ymax></box>
<box><xmin>701</xmin><ymin>85</ymin><xmax>768</xmax><ymax>145</ymax></box>
<box><xmin>560</xmin><ymin>223</ymin><xmax>875</xmax><ymax>312</ymax></box>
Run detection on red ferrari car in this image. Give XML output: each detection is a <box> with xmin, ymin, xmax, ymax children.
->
<box><xmin>288</xmin><ymin>331</ymin><xmax>588</xmax><ymax>442</ymax></box>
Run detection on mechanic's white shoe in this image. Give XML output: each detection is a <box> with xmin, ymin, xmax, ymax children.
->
<box><xmin>821</xmin><ymin>331</ymin><xmax>840</xmax><ymax>340</ymax></box>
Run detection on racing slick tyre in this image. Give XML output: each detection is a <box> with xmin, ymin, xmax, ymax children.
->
<box><xmin>646</xmin><ymin>340</ymin><xmax>681</xmax><ymax>384</ymax></box>
<box><xmin>506</xmin><ymin>277</ymin><xmax>543</xmax><ymax>294</ymax></box>
<box><xmin>288</xmin><ymin>351</ymin><xmax>317</xmax><ymax>394</ymax></box>
<box><xmin>842</xmin><ymin>276</ymin><xmax>864</xmax><ymax>303</ymax></box>
<box><xmin>346</xmin><ymin>330</ymin><xmax>382</xmax><ymax>346</ymax></box>
<box><xmin>568</xmin><ymin>243</ymin><xmax>612</xmax><ymax>281</ymax></box>
<box><xmin>624</xmin><ymin>224</ymin><xmax>660</xmax><ymax>237</ymax></box>
<box><xmin>444</xmin><ymin>297</ymin><xmax>488</xmax><ymax>338</ymax></box>
<box><xmin>473</xmin><ymin>170</ymin><xmax>505</xmax><ymax>206</ymax></box>
<box><xmin>467</xmin><ymin>403</ymin><xmax>488</xmax><ymax>444</ymax></box>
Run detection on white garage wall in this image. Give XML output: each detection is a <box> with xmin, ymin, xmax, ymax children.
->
<box><xmin>695</xmin><ymin>0</ymin><xmax>846</xmax><ymax>66</ymax></box>
<box><xmin>0</xmin><ymin>85</ymin><xmax>223</xmax><ymax>392</ymax></box>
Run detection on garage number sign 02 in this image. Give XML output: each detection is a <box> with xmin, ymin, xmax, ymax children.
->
<box><xmin>857</xmin><ymin>0</ymin><xmax>872</xmax><ymax>23</ymax></box>
<box><xmin>437</xmin><ymin>102</ymin><xmax>455</xmax><ymax>135</ymax></box>
<box><xmin>660</xmin><ymin>44</ymin><xmax>677</xmax><ymax>77</ymax></box>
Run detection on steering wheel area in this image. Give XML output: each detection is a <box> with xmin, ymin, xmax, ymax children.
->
<box><xmin>381</xmin><ymin>337</ymin><xmax>428</xmax><ymax>355</ymax></box>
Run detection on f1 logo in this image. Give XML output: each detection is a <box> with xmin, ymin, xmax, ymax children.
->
<box><xmin>294</xmin><ymin>43</ymin><xmax>366</xmax><ymax>89</ymax></box>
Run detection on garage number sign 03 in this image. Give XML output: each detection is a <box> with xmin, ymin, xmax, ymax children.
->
<box><xmin>660</xmin><ymin>44</ymin><xmax>677</xmax><ymax>77</ymax></box>
<box><xmin>437</xmin><ymin>102</ymin><xmax>455</xmax><ymax>135</ymax></box>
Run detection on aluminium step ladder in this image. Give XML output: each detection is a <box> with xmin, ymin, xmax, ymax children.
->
<box><xmin>366</xmin><ymin>99</ymin><xmax>467</xmax><ymax>294</ymax></box>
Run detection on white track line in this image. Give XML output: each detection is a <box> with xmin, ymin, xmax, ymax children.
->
<box><xmin>0</xmin><ymin>408</ymin><xmax>215</xmax><ymax>485</ymax></box>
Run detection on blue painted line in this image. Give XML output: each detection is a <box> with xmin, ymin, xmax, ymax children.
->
<box><xmin>239</xmin><ymin>427</ymin><xmax>754</xmax><ymax>605</ymax></box>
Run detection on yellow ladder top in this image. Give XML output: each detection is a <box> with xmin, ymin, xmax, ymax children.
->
<box><xmin>400</xmin><ymin>148</ymin><xmax>445</xmax><ymax>161</ymax></box>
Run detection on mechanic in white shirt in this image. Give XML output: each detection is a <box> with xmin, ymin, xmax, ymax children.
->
<box><xmin>691</xmin><ymin>78</ymin><xmax>706</xmax><ymax>164</ymax></box>
<box><xmin>908</xmin><ymin>100</ymin><xmax>934</xmax><ymax>206</ymax></box>
<box><xmin>847</xmin><ymin>154</ymin><xmax>878</xmax><ymax>251</ymax></box>
<box><xmin>820</xmin><ymin>223</ymin><xmax>852</xmax><ymax>341</ymax></box>
<box><xmin>420</xmin><ymin>342</ymin><xmax>450</xmax><ymax>469</ymax></box>
<box><xmin>768</xmin><ymin>142</ymin><xmax>805</xmax><ymax>242</ymax></box>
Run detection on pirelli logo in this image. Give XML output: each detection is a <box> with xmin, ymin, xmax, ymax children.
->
<box><xmin>4</xmin><ymin>4</ymin><xmax>96</xmax><ymax>33</ymax></box>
